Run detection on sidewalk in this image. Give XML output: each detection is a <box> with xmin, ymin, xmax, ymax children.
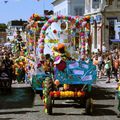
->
<box><xmin>94</xmin><ymin>76</ymin><xmax>118</xmax><ymax>88</ymax></box>
<box><xmin>12</xmin><ymin>81</ymin><xmax>31</xmax><ymax>88</ymax></box>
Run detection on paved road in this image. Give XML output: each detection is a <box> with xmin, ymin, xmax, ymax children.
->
<box><xmin>0</xmin><ymin>77</ymin><xmax>120</xmax><ymax>120</ymax></box>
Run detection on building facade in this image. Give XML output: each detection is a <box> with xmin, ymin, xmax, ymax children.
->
<box><xmin>85</xmin><ymin>0</ymin><xmax>120</xmax><ymax>51</ymax></box>
<box><xmin>52</xmin><ymin>0</ymin><xmax>85</xmax><ymax>16</ymax></box>
<box><xmin>7</xmin><ymin>19</ymin><xmax>27</xmax><ymax>41</ymax></box>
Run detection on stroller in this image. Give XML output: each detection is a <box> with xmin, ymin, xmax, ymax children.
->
<box><xmin>0</xmin><ymin>63</ymin><xmax>12</xmax><ymax>94</ymax></box>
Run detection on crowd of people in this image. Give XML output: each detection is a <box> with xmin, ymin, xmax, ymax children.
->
<box><xmin>0</xmin><ymin>45</ymin><xmax>14</xmax><ymax>93</ymax></box>
<box><xmin>0</xmin><ymin>44</ymin><xmax>120</xmax><ymax>88</ymax></box>
<box><xmin>92</xmin><ymin>48</ymin><xmax>120</xmax><ymax>83</ymax></box>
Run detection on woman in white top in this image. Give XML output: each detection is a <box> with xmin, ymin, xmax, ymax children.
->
<box><xmin>98</xmin><ymin>53</ymin><xmax>103</xmax><ymax>79</ymax></box>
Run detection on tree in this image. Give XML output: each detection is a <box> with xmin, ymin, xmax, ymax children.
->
<box><xmin>0</xmin><ymin>24</ymin><xmax>7</xmax><ymax>32</ymax></box>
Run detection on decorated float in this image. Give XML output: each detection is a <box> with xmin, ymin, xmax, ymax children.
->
<box><xmin>12</xmin><ymin>27</ymin><xmax>28</xmax><ymax>83</ymax></box>
<box><xmin>25</xmin><ymin>14</ymin><xmax>50</xmax><ymax>92</ymax></box>
<box><xmin>36</xmin><ymin>15</ymin><xmax>97</xmax><ymax>115</ymax></box>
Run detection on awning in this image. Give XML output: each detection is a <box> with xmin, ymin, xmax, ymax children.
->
<box><xmin>110</xmin><ymin>39</ymin><xmax>120</xmax><ymax>42</ymax></box>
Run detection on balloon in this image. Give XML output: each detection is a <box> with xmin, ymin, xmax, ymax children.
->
<box><xmin>54</xmin><ymin>80</ymin><xmax>60</xmax><ymax>86</ymax></box>
<box><xmin>40</xmin><ymin>38</ymin><xmax>44</xmax><ymax>43</ymax></box>
<box><xmin>40</xmin><ymin>49</ymin><xmax>44</xmax><ymax>53</ymax></box>
<box><xmin>42</xmin><ymin>30</ymin><xmax>45</xmax><ymax>34</ymax></box>
<box><xmin>42</xmin><ymin>27</ymin><xmax>47</xmax><ymax>31</ymax></box>
<box><xmin>63</xmin><ymin>84</ymin><xmax>69</xmax><ymax>90</ymax></box>
<box><xmin>50</xmin><ymin>92</ymin><xmax>54</xmax><ymax>97</ymax></box>
<box><xmin>53</xmin><ymin>29</ymin><xmax>57</xmax><ymax>34</ymax></box>
<box><xmin>48</xmin><ymin>19</ymin><xmax>53</xmax><ymax>23</ymax></box>
<box><xmin>56</xmin><ymin>16</ymin><xmax>60</xmax><ymax>20</ymax></box>
<box><xmin>68</xmin><ymin>16</ymin><xmax>72</xmax><ymax>20</ymax></box>
<box><xmin>77</xmin><ymin>91</ymin><xmax>81</xmax><ymax>97</ymax></box>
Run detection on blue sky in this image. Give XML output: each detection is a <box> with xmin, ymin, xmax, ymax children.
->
<box><xmin>0</xmin><ymin>0</ymin><xmax>53</xmax><ymax>23</ymax></box>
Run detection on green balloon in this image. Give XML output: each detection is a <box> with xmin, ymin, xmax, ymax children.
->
<box><xmin>42</xmin><ymin>31</ymin><xmax>45</xmax><ymax>34</ymax></box>
<box><xmin>45</xmin><ymin>98</ymin><xmax>47</xmax><ymax>103</ymax></box>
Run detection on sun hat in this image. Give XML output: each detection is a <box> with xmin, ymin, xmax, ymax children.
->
<box><xmin>54</xmin><ymin>56</ymin><xmax>62</xmax><ymax>64</ymax></box>
<box><xmin>57</xmin><ymin>43</ymin><xmax>65</xmax><ymax>50</ymax></box>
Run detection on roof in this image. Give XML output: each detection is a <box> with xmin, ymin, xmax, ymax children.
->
<box><xmin>52</xmin><ymin>0</ymin><xmax>58</xmax><ymax>4</ymax></box>
<box><xmin>8</xmin><ymin>20</ymin><xmax>28</xmax><ymax>26</ymax></box>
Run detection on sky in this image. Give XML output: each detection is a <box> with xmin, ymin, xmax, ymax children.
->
<box><xmin>0</xmin><ymin>0</ymin><xmax>53</xmax><ymax>23</ymax></box>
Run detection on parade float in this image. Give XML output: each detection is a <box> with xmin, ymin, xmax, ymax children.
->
<box><xmin>35</xmin><ymin>15</ymin><xmax>97</xmax><ymax>115</ymax></box>
<box><xmin>11</xmin><ymin>27</ymin><xmax>28</xmax><ymax>83</ymax></box>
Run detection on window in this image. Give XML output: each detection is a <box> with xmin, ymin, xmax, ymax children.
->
<box><xmin>74</xmin><ymin>7</ymin><xmax>83</xmax><ymax>16</ymax></box>
<box><xmin>86</xmin><ymin>0</ymin><xmax>91</xmax><ymax>12</ymax></box>
<box><xmin>92</xmin><ymin>0</ymin><xmax>101</xmax><ymax>9</ymax></box>
<box><xmin>117</xmin><ymin>0</ymin><xmax>120</xmax><ymax>7</ymax></box>
<box><xmin>106</xmin><ymin>0</ymin><xmax>113</xmax><ymax>5</ymax></box>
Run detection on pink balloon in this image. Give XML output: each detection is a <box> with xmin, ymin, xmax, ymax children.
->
<box><xmin>68</xmin><ymin>16</ymin><xmax>72</xmax><ymax>20</ymax></box>
<box><xmin>40</xmin><ymin>49</ymin><xmax>44</xmax><ymax>53</ymax></box>
<box><xmin>80</xmin><ymin>32</ymin><xmax>85</xmax><ymax>36</ymax></box>
<box><xmin>48</xmin><ymin>19</ymin><xmax>53</xmax><ymax>23</ymax></box>
<box><xmin>40</xmin><ymin>38</ymin><xmax>44</xmax><ymax>43</ymax></box>
<box><xmin>57</xmin><ymin>15</ymin><xmax>62</xmax><ymax>19</ymax></box>
<box><xmin>42</xmin><ymin>27</ymin><xmax>47</xmax><ymax>31</ymax></box>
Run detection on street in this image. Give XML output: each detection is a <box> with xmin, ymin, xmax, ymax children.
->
<box><xmin>0</xmin><ymin>77</ymin><xmax>119</xmax><ymax>120</ymax></box>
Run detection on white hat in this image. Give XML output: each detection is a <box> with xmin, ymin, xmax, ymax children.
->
<box><xmin>54</xmin><ymin>56</ymin><xmax>62</xmax><ymax>64</ymax></box>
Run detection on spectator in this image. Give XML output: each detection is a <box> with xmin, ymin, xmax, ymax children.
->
<box><xmin>105</xmin><ymin>57</ymin><xmax>112</xmax><ymax>83</ymax></box>
<box><xmin>102</xmin><ymin>43</ymin><xmax>107</xmax><ymax>53</ymax></box>
<box><xmin>2</xmin><ymin>53</ymin><xmax>14</xmax><ymax>85</ymax></box>
<box><xmin>113</xmin><ymin>55</ymin><xmax>119</xmax><ymax>82</ymax></box>
<box><xmin>98</xmin><ymin>53</ymin><xmax>103</xmax><ymax>79</ymax></box>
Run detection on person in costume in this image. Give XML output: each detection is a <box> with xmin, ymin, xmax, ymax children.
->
<box><xmin>52</xmin><ymin>43</ymin><xmax>72</xmax><ymax>72</ymax></box>
<box><xmin>42</xmin><ymin>54</ymin><xmax>53</xmax><ymax>74</ymax></box>
<box><xmin>57</xmin><ymin>43</ymin><xmax>71</xmax><ymax>61</ymax></box>
<box><xmin>53</xmin><ymin>43</ymin><xmax>72</xmax><ymax>91</ymax></box>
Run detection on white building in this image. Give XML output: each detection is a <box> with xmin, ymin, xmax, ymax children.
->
<box><xmin>52</xmin><ymin>0</ymin><xmax>85</xmax><ymax>16</ymax></box>
<box><xmin>85</xmin><ymin>0</ymin><xmax>120</xmax><ymax>51</ymax></box>
<box><xmin>7</xmin><ymin>20</ymin><xmax>27</xmax><ymax>41</ymax></box>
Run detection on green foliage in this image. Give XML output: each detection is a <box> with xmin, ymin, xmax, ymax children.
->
<box><xmin>0</xmin><ymin>24</ymin><xmax>7</xmax><ymax>29</ymax></box>
<box><xmin>0</xmin><ymin>24</ymin><xmax>7</xmax><ymax>31</ymax></box>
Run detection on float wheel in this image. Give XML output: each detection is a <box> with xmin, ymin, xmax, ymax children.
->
<box><xmin>46</xmin><ymin>96</ymin><xmax>53</xmax><ymax>115</ymax></box>
<box><xmin>43</xmin><ymin>77</ymin><xmax>54</xmax><ymax>115</ymax></box>
<box><xmin>85</xmin><ymin>98</ymin><xmax>93</xmax><ymax>115</ymax></box>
